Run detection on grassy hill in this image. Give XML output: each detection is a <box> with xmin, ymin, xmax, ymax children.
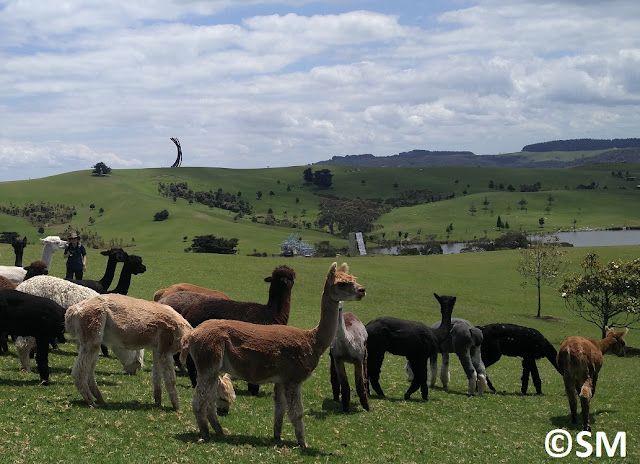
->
<box><xmin>0</xmin><ymin>162</ymin><xmax>639</xmax><ymax>257</ymax></box>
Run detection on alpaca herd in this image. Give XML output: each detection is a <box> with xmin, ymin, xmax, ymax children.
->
<box><xmin>0</xmin><ymin>242</ymin><xmax>632</xmax><ymax>447</ymax></box>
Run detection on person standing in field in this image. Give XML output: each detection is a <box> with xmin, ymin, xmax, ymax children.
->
<box><xmin>64</xmin><ymin>231</ymin><xmax>87</xmax><ymax>279</ymax></box>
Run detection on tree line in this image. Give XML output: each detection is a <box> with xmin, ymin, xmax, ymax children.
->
<box><xmin>522</xmin><ymin>138</ymin><xmax>640</xmax><ymax>152</ymax></box>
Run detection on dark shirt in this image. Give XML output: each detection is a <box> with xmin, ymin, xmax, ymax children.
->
<box><xmin>65</xmin><ymin>243</ymin><xmax>86</xmax><ymax>270</ymax></box>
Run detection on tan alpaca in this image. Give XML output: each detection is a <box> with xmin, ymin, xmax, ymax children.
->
<box><xmin>153</xmin><ymin>283</ymin><xmax>230</xmax><ymax>302</ymax></box>
<box><xmin>557</xmin><ymin>327</ymin><xmax>627</xmax><ymax>431</ymax></box>
<box><xmin>180</xmin><ymin>262</ymin><xmax>366</xmax><ymax>447</ymax></box>
<box><xmin>65</xmin><ymin>294</ymin><xmax>193</xmax><ymax>410</ymax></box>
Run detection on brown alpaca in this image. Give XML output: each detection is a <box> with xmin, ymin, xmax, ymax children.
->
<box><xmin>330</xmin><ymin>301</ymin><xmax>369</xmax><ymax>412</ymax></box>
<box><xmin>557</xmin><ymin>327</ymin><xmax>628</xmax><ymax>431</ymax></box>
<box><xmin>180</xmin><ymin>262</ymin><xmax>366</xmax><ymax>447</ymax></box>
<box><xmin>0</xmin><ymin>275</ymin><xmax>16</xmax><ymax>290</ymax></box>
<box><xmin>153</xmin><ymin>283</ymin><xmax>230</xmax><ymax>302</ymax></box>
<box><xmin>66</xmin><ymin>294</ymin><xmax>193</xmax><ymax>410</ymax></box>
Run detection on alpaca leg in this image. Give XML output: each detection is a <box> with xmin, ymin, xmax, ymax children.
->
<box><xmin>15</xmin><ymin>336</ymin><xmax>34</xmax><ymax>372</ymax></box>
<box><xmin>471</xmin><ymin>346</ymin><xmax>487</xmax><ymax>396</ymax></box>
<box><xmin>247</xmin><ymin>383</ymin><xmax>260</xmax><ymax>396</ymax></box>
<box><xmin>284</xmin><ymin>383</ymin><xmax>307</xmax><ymax>448</ymax></box>
<box><xmin>405</xmin><ymin>357</ymin><xmax>428</xmax><ymax>400</ymax></box>
<box><xmin>71</xmin><ymin>343</ymin><xmax>101</xmax><ymax>406</ymax></box>
<box><xmin>34</xmin><ymin>337</ymin><xmax>51</xmax><ymax>385</ymax></box>
<box><xmin>160</xmin><ymin>353</ymin><xmax>180</xmax><ymax>410</ymax></box>
<box><xmin>520</xmin><ymin>359</ymin><xmax>531</xmax><ymax>395</ymax></box>
<box><xmin>440</xmin><ymin>352</ymin><xmax>451</xmax><ymax>389</ymax></box>
<box><xmin>528</xmin><ymin>359</ymin><xmax>543</xmax><ymax>395</ymax></box>
<box><xmin>580</xmin><ymin>396</ymin><xmax>591</xmax><ymax>432</ymax></box>
<box><xmin>330</xmin><ymin>351</ymin><xmax>340</xmax><ymax>402</ymax></box>
<box><xmin>186</xmin><ymin>354</ymin><xmax>198</xmax><ymax>388</ymax></box>
<box><xmin>429</xmin><ymin>353</ymin><xmax>437</xmax><ymax>387</ymax></box>
<box><xmin>193</xmin><ymin>372</ymin><xmax>222</xmax><ymax>437</ymax></box>
<box><xmin>151</xmin><ymin>351</ymin><xmax>166</xmax><ymax>407</ymax></box>
<box><xmin>336</xmin><ymin>360</ymin><xmax>351</xmax><ymax>412</ymax></box>
<box><xmin>456</xmin><ymin>351</ymin><xmax>478</xmax><ymax>396</ymax></box>
<box><xmin>367</xmin><ymin>350</ymin><xmax>385</xmax><ymax>397</ymax></box>
<box><xmin>87</xmin><ymin>350</ymin><xmax>104</xmax><ymax>404</ymax></box>
<box><xmin>562</xmin><ymin>375</ymin><xmax>578</xmax><ymax>424</ymax></box>
<box><xmin>579</xmin><ymin>378</ymin><xmax>594</xmax><ymax>431</ymax></box>
<box><xmin>354</xmin><ymin>361</ymin><xmax>370</xmax><ymax>411</ymax></box>
<box><xmin>273</xmin><ymin>383</ymin><xmax>287</xmax><ymax>441</ymax></box>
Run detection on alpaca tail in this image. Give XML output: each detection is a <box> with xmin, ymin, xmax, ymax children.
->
<box><xmin>179</xmin><ymin>332</ymin><xmax>192</xmax><ymax>365</ymax></box>
<box><xmin>469</xmin><ymin>327</ymin><xmax>483</xmax><ymax>346</ymax></box>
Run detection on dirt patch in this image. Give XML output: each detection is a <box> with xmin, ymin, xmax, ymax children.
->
<box><xmin>522</xmin><ymin>314</ymin><xmax>565</xmax><ymax>323</ymax></box>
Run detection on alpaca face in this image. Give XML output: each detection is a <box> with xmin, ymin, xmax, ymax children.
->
<box><xmin>606</xmin><ymin>328</ymin><xmax>628</xmax><ymax>357</ymax></box>
<box><xmin>216</xmin><ymin>374</ymin><xmax>236</xmax><ymax>415</ymax></box>
<box><xmin>328</xmin><ymin>263</ymin><xmax>366</xmax><ymax>302</ymax></box>
<box><xmin>101</xmin><ymin>248</ymin><xmax>129</xmax><ymax>262</ymax></box>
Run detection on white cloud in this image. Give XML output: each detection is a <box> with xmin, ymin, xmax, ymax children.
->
<box><xmin>1</xmin><ymin>0</ymin><xmax>639</xmax><ymax>181</ymax></box>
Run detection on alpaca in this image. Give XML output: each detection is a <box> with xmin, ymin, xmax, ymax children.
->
<box><xmin>158</xmin><ymin>291</ymin><xmax>227</xmax><ymax>374</ymax></box>
<box><xmin>106</xmin><ymin>254</ymin><xmax>147</xmax><ymax>294</ymax></box>
<box><xmin>428</xmin><ymin>315</ymin><xmax>488</xmax><ymax>396</ymax></box>
<box><xmin>0</xmin><ymin>261</ymin><xmax>49</xmax><ymax>354</ymax></box>
<box><xmin>180</xmin><ymin>262</ymin><xmax>365</xmax><ymax>447</ymax></box>
<box><xmin>0</xmin><ymin>289</ymin><xmax>66</xmax><ymax>384</ymax></box>
<box><xmin>16</xmin><ymin>275</ymin><xmax>144</xmax><ymax>374</ymax></box>
<box><xmin>1</xmin><ymin>236</ymin><xmax>67</xmax><ymax>284</ymax></box>
<box><xmin>11</xmin><ymin>237</ymin><xmax>28</xmax><ymax>266</ymax></box>
<box><xmin>0</xmin><ymin>275</ymin><xmax>16</xmax><ymax>290</ymax></box>
<box><xmin>477</xmin><ymin>323</ymin><xmax>561</xmax><ymax>394</ymax></box>
<box><xmin>66</xmin><ymin>293</ymin><xmax>193</xmax><ymax>410</ymax></box>
<box><xmin>557</xmin><ymin>327</ymin><xmax>627</xmax><ymax>431</ymax></box>
<box><xmin>181</xmin><ymin>265</ymin><xmax>296</xmax><ymax>395</ymax></box>
<box><xmin>329</xmin><ymin>301</ymin><xmax>369</xmax><ymax>412</ymax></box>
<box><xmin>70</xmin><ymin>248</ymin><xmax>129</xmax><ymax>293</ymax></box>
<box><xmin>153</xmin><ymin>283</ymin><xmax>230</xmax><ymax>302</ymax></box>
<box><xmin>367</xmin><ymin>293</ymin><xmax>455</xmax><ymax>401</ymax></box>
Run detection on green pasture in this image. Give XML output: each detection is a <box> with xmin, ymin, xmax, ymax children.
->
<box><xmin>1</xmin><ymin>163</ymin><xmax>639</xmax><ymax>257</ymax></box>
<box><xmin>0</xmin><ymin>246</ymin><xmax>638</xmax><ymax>463</ymax></box>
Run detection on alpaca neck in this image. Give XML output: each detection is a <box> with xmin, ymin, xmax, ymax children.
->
<box><xmin>110</xmin><ymin>266</ymin><xmax>132</xmax><ymax>295</ymax></box>
<box><xmin>312</xmin><ymin>291</ymin><xmax>341</xmax><ymax>353</ymax></box>
<box><xmin>597</xmin><ymin>336</ymin><xmax>618</xmax><ymax>354</ymax></box>
<box><xmin>40</xmin><ymin>245</ymin><xmax>60</xmax><ymax>268</ymax></box>
<box><xmin>14</xmin><ymin>250</ymin><xmax>24</xmax><ymax>267</ymax></box>
<box><xmin>266</xmin><ymin>285</ymin><xmax>291</xmax><ymax>325</ymax></box>
<box><xmin>436</xmin><ymin>308</ymin><xmax>453</xmax><ymax>344</ymax></box>
<box><xmin>98</xmin><ymin>257</ymin><xmax>119</xmax><ymax>289</ymax></box>
<box><xmin>336</xmin><ymin>303</ymin><xmax>346</xmax><ymax>340</ymax></box>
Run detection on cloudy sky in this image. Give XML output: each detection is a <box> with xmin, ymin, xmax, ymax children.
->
<box><xmin>1</xmin><ymin>0</ymin><xmax>639</xmax><ymax>181</ymax></box>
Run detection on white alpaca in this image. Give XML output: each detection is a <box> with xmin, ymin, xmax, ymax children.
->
<box><xmin>0</xmin><ymin>236</ymin><xmax>67</xmax><ymax>284</ymax></box>
<box><xmin>16</xmin><ymin>276</ymin><xmax>144</xmax><ymax>374</ymax></box>
<box><xmin>66</xmin><ymin>294</ymin><xmax>193</xmax><ymax>410</ymax></box>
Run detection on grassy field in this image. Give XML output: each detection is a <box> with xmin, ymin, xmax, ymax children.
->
<box><xmin>0</xmin><ymin>163</ymin><xmax>639</xmax><ymax>255</ymax></box>
<box><xmin>0</xmin><ymin>246</ymin><xmax>638</xmax><ymax>463</ymax></box>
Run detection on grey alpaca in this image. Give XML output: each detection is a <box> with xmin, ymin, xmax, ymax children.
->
<box><xmin>430</xmin><ymin>317</ymin><xmax>487</xmax><ymax>396</ymax></box>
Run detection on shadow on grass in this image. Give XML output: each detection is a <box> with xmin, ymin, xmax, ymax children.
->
<box><xmin>549</xmin><ymin>409</ymin><xmax>616</xmax><ymax>430</ymax></box>
<box><xmin>68</xmin><ymin>398</ymin><xmax>173</xmax><ymax>411</ymax></box>
<box><xmin>173</xmin><ymin>430</ymin><xmax>330</xmax><ymax>457</ymax></box>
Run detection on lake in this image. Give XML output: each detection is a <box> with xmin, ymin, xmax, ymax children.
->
<box><xmin>370</xmin><ymin>229</ymin><xmax>640</xmax><ymax>255</ymax></box>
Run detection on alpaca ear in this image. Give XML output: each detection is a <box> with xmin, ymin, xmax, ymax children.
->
<box><xmin>264</xmin><ymin>276</ymin><xmax>273</xmax><ymax>283</ymax></box>
<box><xmin>434</xmin><ymin>293</ymin><xmax>440</xmax><ymax>300</ymax></box>
<box><xmin>621</xmin><ymin>327</ymin><xmax>629</xmax><ymax>336</ymax></box>
<box><xmin>328</xmin><ymin>262</ymin><xmax>338</xmax><ymax>280</ymax></box>
<box><xmin>338</xmin><ymin>262</ymin><xmax>349</xmax><ymax>273</ymax></box>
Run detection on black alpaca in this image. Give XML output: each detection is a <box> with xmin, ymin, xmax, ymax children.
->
<box><xmin>478</xmin><ymin>323</ymin><xmax>561</xmax><ymax>395</ymax></box>
<box><xmin>365</xmin><ymin>293</ymin><xmax>455</xmax><ymax>400</ymax></box>
<box><xmin>0</xmin><ymin>290</ymin><xmax>66</xmax><ymax>385</ymax></box>
<box><xmin>182</xmin><ymin>265</ymin><xmax>295</xmax><ymax>395</ymax></box>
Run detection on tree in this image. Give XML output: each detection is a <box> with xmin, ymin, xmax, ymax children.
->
<box><xmin>302</xmin><ymin>167</ymin><xmax>314</xmax><ymax>184</ymax></box>
<box><xmin>496</xmin><ymin>215</ymin><xmax>503</xmax><ymax>229</ymax></box>
<box><xmin>313</xmin><ymin>169</ymin><xmax>333</xmax><ymax>189</ymax></box>
<box><xmin>91</xmin><ymin>162</ymin><xmax>112</xmax><ymax>176</ymax></box>
<box><xmin>518</xmin><ymin>198</ymin><xmax>528</xmax><ymax>210</ymax></box>
<box><xmin>482</xmin><ymin>196</ymin><xmax>490</xmax><ymax>211</ymax></box>
<box><xmin>517</xmin><ymin>235</ymin><xmax>566</xmax><ymax>318</ymax></box>
<box><xmin>256</xmin><ymin>191</ymin><xmax>263</xmax><ymax>200</ymax></box>
<box><xmin>189</xmin><ymin>234</ymin><xmax>238</xmax><ymax>254</ymax></box>
<box><xmin>560</xmin><ymin>253</ymin><xmax>640</xmax><ymax>338</ymax></box>
<box><xmin>538</xmin><ymin>217</ymin><xmax>545</xmax><ymax>228</ymax></box>
<box><xmin>468</xmin><ymin>203</ymin><xmax>477</xmax><ymax>216</ymax></box>
<box><xmin>153</xmin><ymin>209</ymin><xmax>169</xmax><ymax>221</ymax></box>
